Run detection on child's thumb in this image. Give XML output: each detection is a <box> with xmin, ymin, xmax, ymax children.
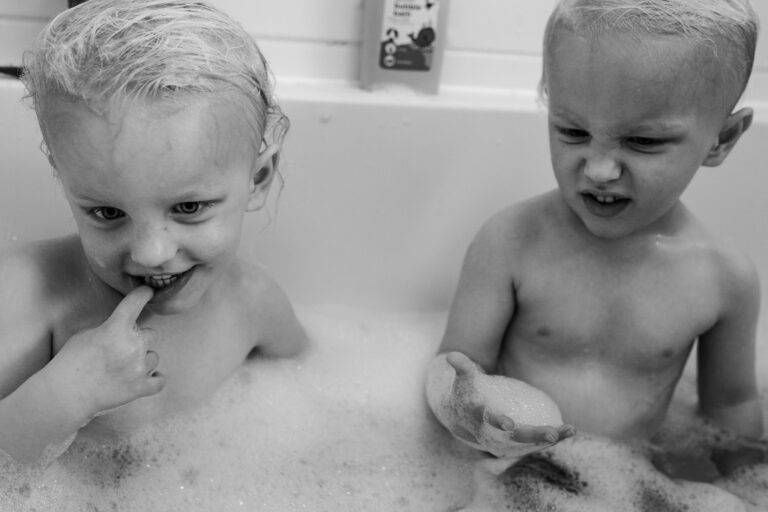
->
<box><xmin>446</xmin><ymin>351</ymin><xmax>478</xmax><ymax>378</ymax></box>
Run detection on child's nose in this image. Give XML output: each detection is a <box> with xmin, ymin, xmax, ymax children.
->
<box><xmin>129</xmin><ymin>222</ymin><xmax>177</xmax><ymax>268</ymax></box>
<box><xmin>583</xmin><ymin>151</ymin><xmax>622</xmax><ymax>183</ymax></box>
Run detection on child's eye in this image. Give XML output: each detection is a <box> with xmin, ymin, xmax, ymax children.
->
<box><xmin>555</xmin><ymin>127</ymin><xmax>589</xmax><ymax>142</ymax></box>
<box><xmin>172</xmin><ymin>201</ymin><xmax>214</xmax><ymax>216</ymax></box>
<box><xmin>89</xmin><ymin>206</ymin><xmax>125</xmax><ymax>221</ymax></box>
<box><xmin>627</xmin><ymin>137</ymin><xmax>664</xmax><ymax>150</ymax></box>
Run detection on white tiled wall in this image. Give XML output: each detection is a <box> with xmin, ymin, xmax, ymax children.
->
<box><xmin>0</xmin><ymin>0</ymin><xmax>68</xmax><ymax>71</ymax></box>
<box><xmin>1</xmin><ymin>1</ymin><xmax>766</xmax><ymax>101</ymax></box>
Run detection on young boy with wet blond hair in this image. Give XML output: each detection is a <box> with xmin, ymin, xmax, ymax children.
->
<box><xmin>427</xmin><ymin>0</ymin><xmax>763</xmax><ymax>475</ymax></box>
<box><xmin>0</xmin><ymin>0</ymin><xmax>306</xmax><ymax>464</ymax></box>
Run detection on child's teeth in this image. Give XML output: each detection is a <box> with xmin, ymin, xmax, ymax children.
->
<box><xmin>143</xmin><ymin>274</ymin><xmax>179</xmax><ymax>288</ymax></box>
<box><xmin>596</xmin><ymin>195</ymin><xmax>616</xmax><ymax>204</ymax></box>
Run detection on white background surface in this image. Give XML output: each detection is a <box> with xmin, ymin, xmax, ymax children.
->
<box><xmin>2</xmin><ymin>1</ymin><xmax>767</xmax><ymax>102</ymax></box>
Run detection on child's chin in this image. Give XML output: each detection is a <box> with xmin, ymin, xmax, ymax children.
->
<box><xmin>143</xmin><ymin>298</ymin><xmax>192</xmax><ymax>316</ymax></box>
<box><xmin>578</xmin><ymin>215</ymin><xmax>636</xmax><ymax>240</ymax></box>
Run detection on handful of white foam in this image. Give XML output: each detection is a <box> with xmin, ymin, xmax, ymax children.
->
<box><xmin>472</xmin><ymin>369</ymin><xmax>564</xmax><ymax>428</ymax></box>
<box><xmin>430</xmin><ymin>352</ymin><xmax>569</xmax><ymax>460</ymax></box>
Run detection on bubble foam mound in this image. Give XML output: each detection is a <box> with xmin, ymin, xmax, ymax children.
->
<box><xmin>480</xmin><ymin>373</ymin><xmax>563</xmax><ymax>428</ymax></box>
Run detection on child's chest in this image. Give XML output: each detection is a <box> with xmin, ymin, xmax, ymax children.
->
<box><xmin>149</xmin><ymin>311</ymin><xmax>254</xmax><ymax>404</ymax></box>
<box><xmin>509</xmin><ymin>247</ymin><xmax>720</xmax><ymax>368</ymax></box>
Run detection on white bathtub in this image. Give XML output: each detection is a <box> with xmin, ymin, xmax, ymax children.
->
<box><xmin>1</xmin><ymin>76</ymin><xmax>766</xmax><ymax>510</ymax></box>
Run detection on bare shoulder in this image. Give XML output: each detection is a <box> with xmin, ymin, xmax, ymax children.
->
<box><xmin>470</xmin><ymin>191</ymin><xmax>558</xmax><ymax>262</ymax></box>
<box><xmin>235</xmin><ymin>259</ymin><xmax>292</xmax><ymax>310</ymax></box>
<box><xmin>0</xmin><ymin>236</ymin><xmax>86</xmax><ymax>315</ymax></box>
<box><xmin>705</xmin><ymin>234</ymin><xmax>760</xmax><ymax>307</ymax></box>
<box><xmin>232</xmin><ymin>259</ymin><xmax>306</xmax><ymax>358</ymax></box>
<box><xmin>679</xmin><ymin>217</ymin><xmax>760</xmax><ymax>318</ymax></box>
<box><xmin>450</xmin><ymin>191</ymin><xmax>558</xmax><ymax>310</ymax></box>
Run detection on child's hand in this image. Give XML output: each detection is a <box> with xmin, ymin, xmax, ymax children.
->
<box><xmin>46</xmin><ymin>286</ymin><xmax>166</xmax><ymax>421</ymax></box>
<box><xmin>445</xmin><ymin>351</ymin><xmax>575</xmax><ymax>459</ymax></box>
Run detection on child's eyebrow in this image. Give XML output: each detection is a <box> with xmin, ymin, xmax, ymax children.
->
<box><xmin>627</xmin><ymin>121</ymin><xmax>687</xmax><ymax>134</ymax></box>
<box><xmin>547</xmin><ymin>108</ymin><xmax>576</xmax><ymax>121</ymax></box>
<box><xmin>549</xmin><ymin>110</ymin><xmax>687</xmax><ymax>134</ymax></box>
<box><xmin>68</xmin><ymin>188</ymin><xmax>226</xmax><ymax>206</ymax></box>
<box><xmin>68</xmin><ymin>189</ymin><xmax>105</xmax><ymax>203</ymax></box>
<box><xmin>171</xmin><ymin>190</ymin><xmax>226</xmax><ymax>203</ymax></box>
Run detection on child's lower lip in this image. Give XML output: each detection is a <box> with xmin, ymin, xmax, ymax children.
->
<box><xmin>582</xmin><ymin>194</ymin><xmax>629</xmax><ymax>217</ymax></box>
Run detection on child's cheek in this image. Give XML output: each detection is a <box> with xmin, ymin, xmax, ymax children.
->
<box><xmin>80</xmin><ymin>232</ymin><xmax>118</xmax><ymax>271</ymax></box>
<box><xmin>191</xmin><ymin>217</ymin><xmax>243</xmax><ymax>260</ymax></box>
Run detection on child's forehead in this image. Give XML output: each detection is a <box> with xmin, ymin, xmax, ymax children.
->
<box><xmin>43</xmin><ymin>92</ymin><xmax>257</xmax><ymax>159</ymax></box>
<box><xmin>44</xmin><ymin>93</ymin><xmax>257</xmax><ymax>180</ymax></box>
<box><xmin>548</xmin><ymin>26</ymin><xmax>705</xmax><ymax>66</ymax></box>
<box><xmin>546</xmin><ymin>27</ymin><xmax>725</xmax><ymax>111</ymax></box>
<box><xmin>45</xmin><ymin>90</ymin><xmax>251</xmax><ymax>126</ymax></box>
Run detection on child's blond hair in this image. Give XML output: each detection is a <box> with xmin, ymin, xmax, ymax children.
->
<box><xmin>540</xmin><ymin>0</ymin><xmax>759</xmax><ymax>111</ymax></box>
<box><xmin>22</xmin><ymin>0</ymin><xmax>288</xmax><ymax>156</ymax></box>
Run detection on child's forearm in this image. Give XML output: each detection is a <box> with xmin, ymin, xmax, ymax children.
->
<box><xmin>704</xmin><ymin>397</ymin><xmax>765</xmax><ymax>474</ymax></box>
<box><xmin>0</xmin><ymin>368</ymin><xmax>88</xmax><ymax>464</ymax></box>
<box><xmin>704</xmin><ymin>396</ymin><xmax>764</xmax><ymax>439</ymax></box>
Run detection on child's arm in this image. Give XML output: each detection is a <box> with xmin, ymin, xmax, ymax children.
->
<box><xmin>697</xmin><ymin>254</ymin><xmax>764</xmax><ymax>473</ymax></box>
<box><xmin>426</xmin><ymin>219</ymin><xmax>573</xmax><ymax>457</ymax></box>
<box><xmin>0</xmin><ymin>255</ymin><xmax>78</xmax><ymax>464</ymax></box>
<box><xmin>0</xmin><ymin>281</ymin><xmax>165</xmax><ymax>464</ymax></box>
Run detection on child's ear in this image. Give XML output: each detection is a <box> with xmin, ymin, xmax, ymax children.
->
<box><xmin>246</xmin><ymin>143</ymin><xmax>280</xmax><ymax>212</ymax></box>
<box><xmin>703</xmin><ymin>107</ymin><xmax>753</xmax><ymax>167</ymax></box>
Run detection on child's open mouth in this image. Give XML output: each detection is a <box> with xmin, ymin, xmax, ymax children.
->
<box><xmin>131</xmin><ymin>267</ymin><xmax>196</xmax><ymax>301</ymax></box>
<box><xmin>582</xmin><ymin>192</ymin><xmax>630</xmax><ymax>217</ymax></box>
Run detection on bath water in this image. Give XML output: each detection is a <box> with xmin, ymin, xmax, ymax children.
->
<box><xmin>0</xmin><ymin>307</ymin><xmax>766</xmax><ymax>511</ymax></box>
<box><xmin>0</xmin><ymin>307</ymin><xmax>476</xmax><ymax>511</ymax></box>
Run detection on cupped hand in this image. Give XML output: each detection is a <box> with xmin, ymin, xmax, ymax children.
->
<box><xmin>46</xmin><ymin>286</ymin><xmax>166</xmax><ymax>421</ymax></box>
<box><xmin>445</xmin><ymin>351</ymin><xmax>575</xmax><ymax>459</ymax></box>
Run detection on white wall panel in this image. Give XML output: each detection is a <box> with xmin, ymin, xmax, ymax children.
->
<box><xmin>0</xmin><ymin>0</ymin><xmax>67</xmax><ymax>19</ymax></box>
<box><xmin>448</xmin><ymin>1</ymin><xmax>556</xmax><ymax>54</ymax></box>
<box><xmin>210</xmin><ymin>0</ymin><xmax>363</xmax><ymax>42</ymax></box>
<box><xmin>0</xmin><ymin>19</ymin><xmax>47</xmax><ymax>67</ymax></box>
<box><xmin>0</xmin><ymin>0</ymin><xmax>765</xmax><ymax>100</ymax></box>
